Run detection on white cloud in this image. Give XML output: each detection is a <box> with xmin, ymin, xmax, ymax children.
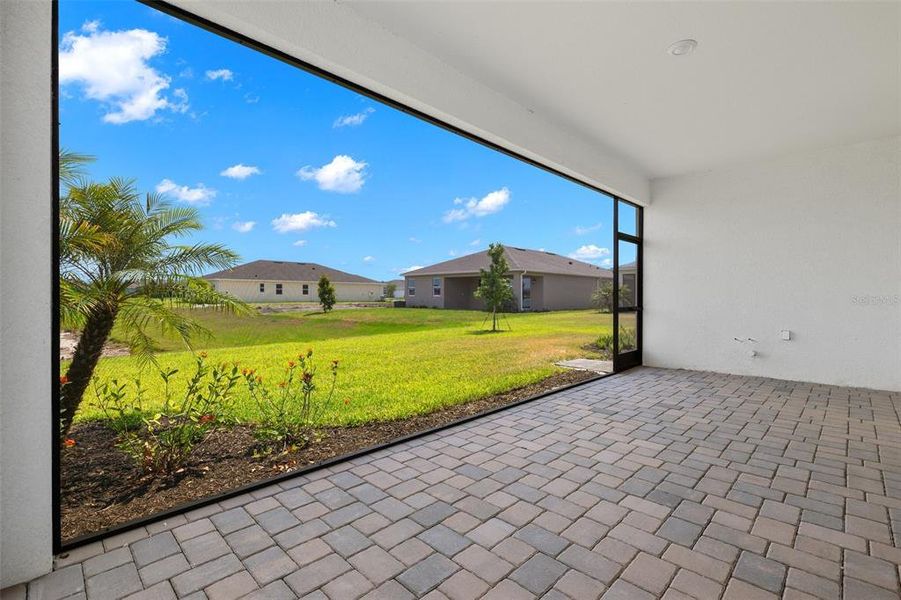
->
<box><xmin>600</xmin><ymin>258</ymin><xmax>613</xmax><ymax>269</ymax></box>
<box><xmin>568</xmin><ymin>244</ymin><xmax>611</xmax><ymax>261</ymax></box>
<box><xmin>205</xmin><ymin>69</ymin><xmax>233</xmax><ymax>81</ymax></box>
<box><xmin>469</xmin><ymin>239</ymin><xmax>481</xmax><ymax>247</ymax></box>
<box><xmin>409</xmin><ymin>237</ymin><xmax>422</xmax><ymax>244</ymax></box>
<box><xmin>449</xmin><ymin>250</ymin><xmax>458</xmax><ymax>257</ymax></box>
<box><xmin>220</xmin><ymin>164</ymin><xmax>261</xmax><ymax>180</ymax></box>
<box><xmin>271</xmin><ymin>211</ymin><xmax>337</xmax><ymax>233</ymax></box>
<box><xmin>574</xmin><ymin>222</ymin><xmax>603</xmax><ymax>235</ymax></box>
<box><xmin>155</xmin><ymin>179</ymin><xmax>216</xmax><ymax>206</ymax></box>
<box><xmin>293</xmin><ymin>240</ymin><xmax>308</xmax><ymax>247</ymax></box>
<box><xmin>244</xmin><ymin>93</ymin><xmax>260</xmax><ymax>104</ymax></box>
<box><xmin>363</xmin><ymin>256</ymin><xmax>375</xmax><ymax>263</ymax></box>
<box><xmin>333</xmin><ymin>107</ymin><xmax>374</xmax><ymax>128</ymax></box>
<box><xmin>59</xmin><ymin>23</ymin><xmax>188</xmax><ymax>124</ymax></box>
<box><xmin>231</xmin><ymin>221</ymin><xmax>255</xmax><ymax>233</ymax></box>
<box><xmin>297</xmin><ymin>155</ymin><xmax>367</xmax><ymax>193</ymax></box>
<box><xmin>442</xmin><ymin>187</ymin><xmax>510</xmax><ymax>223</ymax></box>
<box><xmin>397</xmin><ymin>265</ymin><xmax>424</xmax><ymax>275</ymax></box>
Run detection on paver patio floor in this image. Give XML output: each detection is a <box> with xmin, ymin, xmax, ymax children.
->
<box><xmin>16</xmin><ymin>367</ymin><xmax>901</xmax><ymax>599</ymax></box>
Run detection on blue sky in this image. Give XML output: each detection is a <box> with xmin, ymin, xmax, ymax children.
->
<box><xmin>59</xmin><ymin>1</ymin><xmax>624</xmax><ymax>282</ymax></box>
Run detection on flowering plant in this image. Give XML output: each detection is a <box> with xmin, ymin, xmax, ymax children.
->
<box><xmin>94</xmin><ymin>354</ymin><xmax>240</xmax><ymax>475</ymax></box>
<box><xmin>243</xmin><ymin>349</ymin><xmax>339</xmax><ymax>452</ymax></box>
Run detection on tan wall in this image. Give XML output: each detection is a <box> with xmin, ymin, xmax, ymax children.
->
<box><xmin>210</xmin><ymin>279</ymin><xmax>384</xmax><ymax>302</ymax></box>
<box><xmin>540</xmin><ymin>274</ymin><xmax>604</xmax><ymax>310</ymax></box>
<box><xmin>404</xmin><ymin>275</ymin><xmax>444</xmax><ymax>308</ymax></box>
<box><xmin>443</xmin><ymin>277</ymin><xmax>484</xmax><ymax>310</ymax></box>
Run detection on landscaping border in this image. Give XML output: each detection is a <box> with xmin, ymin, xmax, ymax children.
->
<box><xmin>58</xmin><ymin>369</ymin><xmax>613</xmax><ymax>553</ymax></box>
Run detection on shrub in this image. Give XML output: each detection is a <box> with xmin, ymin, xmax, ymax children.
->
<box><xmin>594</xmin><ymin>327</ymin><xmax>637</xmax><ymax>358</ymax></box>
<box><xmin>243</xmin><ymin>349</ymin><xmax>339</xmax><ymax>452</ymax></box>
<box><xmin>93</xmin><ymin>354</ymin><xmax>240</xmax><ymax>475</ymax></box>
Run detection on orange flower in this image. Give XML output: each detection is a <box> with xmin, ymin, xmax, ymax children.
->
<box><xmin>59</xmin><ymin>375</ymin><xmax>69</xmax><ymax>385</ymax></box>
<box><xmin>288</xmin><ymin>361</ymin><xmax>296</xmax><ymax>368</ymax></box>
<box><xmin>199</xmin><ymin>414</ymin><xmax>215</xmax><ymax>424</ymax></box>
<box><xmin>343</xmin><ymin>398</ymin><xmax>350</xmax><ymax>405</ymax></box>
<box><xmin>63</xmin><ymin>438</ymin><xmax>76</xmax><ymax>447</ymax></box>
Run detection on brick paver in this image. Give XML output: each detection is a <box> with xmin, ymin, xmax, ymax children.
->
<box><xmin>20</xmin><ymin>367</ymin><xmax>901</xmax><ymax>598</ymax></box>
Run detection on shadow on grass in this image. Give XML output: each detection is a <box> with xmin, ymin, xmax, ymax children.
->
<box><xmin>466</xmin><ymin>329</ymin><xmax>510</xmax><ymax>335</ymax></box>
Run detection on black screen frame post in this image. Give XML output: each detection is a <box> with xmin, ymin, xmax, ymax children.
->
<box><xmin>613</xmin><ymin>198</ymin><xmax>643</xmax><ymax>372</ymax></box>
<box><xmin>51</xmin><ymin>0</ymin><xmax>63</xmax><ymax>555</ymax></box>
<box><xmin>51</xmin><ymin>0</ymin><xmax>644</xmax><ymax>551</ymax></box>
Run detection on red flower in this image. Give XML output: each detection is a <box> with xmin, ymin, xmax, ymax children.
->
<box><xmin>63</xmin><ymin>438</ymin><xmax>76</xmax><ymax>447</ymax></box>
<box><xmin>59</xmin><ymin>375</ymin><xmax>69</xmax><ymax>385</ymax></box>
<box><xmin>199</xmin><ymin>414</ymin><xmax>215</xmax><ymax>424</ymax></box>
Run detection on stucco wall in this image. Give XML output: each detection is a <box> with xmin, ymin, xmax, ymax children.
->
<box><xmin>645</xmin><ymin>136</ymin><xmax>901</xmax><ymax>391</ymax></box>
<box><xmin>404</xmin><ymin>276</ymin><xmax>444</xmax><ymax>308</ymax></box>
<box><xmin>443</xmin><ymin>277</ymin><xmax>484</xmax><ymax>310</ymax></box>
<box><xmin>541</xmin><ymin>275</ymin><xmax>603</xmax><ymax>310</ymax></box>
<box><xmin>211</xmin><ymin>279</ymin><xmax>385</xmax><ymax>303</ymax></box>
<box><xmin>0</xmin><ymin>0</ymin><xmax>54</xmax><ymax>586</ymax></box>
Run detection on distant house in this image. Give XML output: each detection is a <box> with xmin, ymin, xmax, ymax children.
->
<box><xmin>404</xmin><ymin>246</ymin><xmax>612</xmax><ymax>311</ymax></box>
<box><xmin>204</xmin><ymin>260</ymin><xmax>385</xmax><ymax>302</ymax></box>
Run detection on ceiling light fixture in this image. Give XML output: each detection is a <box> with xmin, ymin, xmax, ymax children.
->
<box><xmin>667</xmin><ymin>39</ymin><xmax>698</xmax><ymax>57</ymax></box>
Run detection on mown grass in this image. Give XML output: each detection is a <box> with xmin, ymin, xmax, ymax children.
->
<box><xmin>77</xmin><ymin>308</ymin><xmax>611</xmax><ymax>426</ymax></box>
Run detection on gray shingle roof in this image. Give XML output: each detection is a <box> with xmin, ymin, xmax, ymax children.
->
<box><xmin>204</xmin><ymin>260</ymin><xmax>378</xmax><ymax>283</ymax></box>
<box><xmin>404</xmin><ymin>246</ymin><xmax>612</xmax><ymax>278</ymax></box>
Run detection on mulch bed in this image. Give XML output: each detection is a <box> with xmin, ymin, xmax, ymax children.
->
<box><xmin>61</xmin><ymin>369</ymin><xmax>598</xmax><ymax>543</ymax></box>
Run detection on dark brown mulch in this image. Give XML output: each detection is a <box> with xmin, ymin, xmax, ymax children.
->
<box><xmin>61</xmin><ymin>369</ymin><xmax>598</xmax><ymax>543</ymax></box>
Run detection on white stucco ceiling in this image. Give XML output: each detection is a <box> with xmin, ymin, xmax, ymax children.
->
<box><xmin>344</xmin><ymin>1</ymin><xmax>900</xmax><ymax>179</ymax></box>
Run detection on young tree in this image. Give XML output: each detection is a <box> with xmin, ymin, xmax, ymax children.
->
<box><xmin>59</xmin><ymin>160</ymin><xmax>249</xmax><ymax>435</ymax></box>
<box><xmin>318</xmin><ymin>275</ymin><xmax>337</xmax><ymax>313</ymax></box>
<box><xmin>591</xmin><ymin>281</ymin><xmax>614</xmax><ymax>312</ymax></box>
<box><xmin>384</xmin><ymin>282</ymin><xmax>397</xmax><ymax>299</ymax></box>
<box><xmin>474</xmin><ymin>243</ymin><xmax>514</xmax><ymax>332</ymax></box>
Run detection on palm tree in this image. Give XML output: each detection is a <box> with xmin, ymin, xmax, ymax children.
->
<box><xmin>60</xmin><ymin>164</ymin><xmax>248</xmax><ymax>435</ymax></box>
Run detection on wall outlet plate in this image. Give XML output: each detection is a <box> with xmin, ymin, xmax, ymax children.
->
<box><xmin>781</xmin><ymin>330</ymin><xmax>792</xmax><ymax>341</ymax></box>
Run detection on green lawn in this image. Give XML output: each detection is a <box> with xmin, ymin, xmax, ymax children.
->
<box><xmin>76</xmin><ymin>308</ymin><xmax>611</xmax><ymax>426</ymax></box>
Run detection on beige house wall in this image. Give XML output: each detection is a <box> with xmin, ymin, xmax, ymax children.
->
<box><xmin>210</xmin><ymin>279</ymin><xmax>385</xmax><ymax>302</ymax></box>
<box><xmin>539</xmin><ymin>274</ymin><xmax>604</xmax><ymax>310</ymax></box>
<box><xmin>404</xmin><ymin>275</ymin><xmax>445</xmax><ymax>308</ymax></box>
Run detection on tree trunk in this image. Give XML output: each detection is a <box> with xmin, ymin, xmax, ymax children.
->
<box><xmin>492</xmin><ymin>309</ymin><xmax>497</xmax><ymax>332</ymax></box>
<box><xmin>60</xmin><ymin>306</ymin><xmax>117</xmax><ymax>436</ymax></box>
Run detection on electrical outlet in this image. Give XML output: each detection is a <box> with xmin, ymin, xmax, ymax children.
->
<box><xmin>780</xmin><ymin>330</ymin><xmax>791</xmax><ymax>341</ymax></box>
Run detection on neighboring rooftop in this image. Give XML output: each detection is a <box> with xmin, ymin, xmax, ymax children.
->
<box><xmin>405</xmin><ymin>246</ymin><xmax>612</xmax><ymax>278</ymax></box>
<box><xmin>204</xmin><ymin>260</ymin><xmax>378</xmax><ymax>283</ymax></box>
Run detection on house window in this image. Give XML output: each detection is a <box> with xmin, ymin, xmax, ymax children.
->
<box><xmin>276</xmin><ymin>283</ymin><xmax>283</xmax><ymax>295</ymax></box>
<box><xmin>433</xmin><ymin>277</ymin><xmax>442</xmax><ymax>296</ymax></box>
<box><xmin>259</xmin><ymin>283</ymin><xmax>265</xmax><ymax>293</ymax></box>
<box><xmin>302</xmin><ymin>284</ymin><xmax>309</xmax><ymax>295</ymax></box>
<box><xmin>408</xmin><ymin>280</ymin><xmax>416</xmax><ymax>296</ymax></box>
